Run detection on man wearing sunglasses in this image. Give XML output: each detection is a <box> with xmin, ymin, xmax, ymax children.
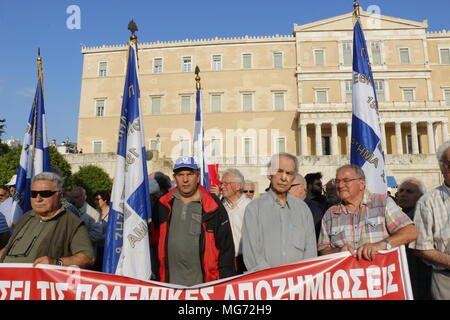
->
<box><xmin>243</xmin><ymin>180</ymin><xmax>256</xmax><ymax>200</ymax></box>
<box><xmin>0</xmin><ymin>172</ymin><xmax>94</xmax><ymax>269</ymax></box>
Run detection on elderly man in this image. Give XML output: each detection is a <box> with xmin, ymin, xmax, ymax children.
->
<box><xmin>396</xmin><ymin>178</ymin><xmax>432</xmax><ymax>300</ymax></box>
<box><xmin>243</xmin><ymin>180</ymin><xmax>256</xmax><ymax>200</ymax></box>
<box><xmin>318</xmin><ymin>164</ymin><xmax>417</xmax><ymax>261</ymax></box>
<box><xmin>67</xmin><ymin>186</ymin><xmax>101</xmax><ymax>223</ymax></box>
<box><xmin>156</xmin><ymin>157</ymin><xmax>235</xmax><ymax>286</ymax></box>
<box><xmin>0</xmin><ymin>172</ymin><xmax>94</xmax><ymax>268</ymax></box>
<box><xmin>242</xmin><ymin>153</ymin><xmax>317</xmax><ymax>272</ymax></box>
<box><xmin>221</xmin><ymin>168</ymin><xmax>251</xmax><ymax>273</ymax></box>
<box><xmin>289</xmin><ymin>173</ymin><xmax>324</xmax><ymax>240</ymax></box>
<box><xmin>409</xmin><ymin>141</ymin><xmax>450</xmax><ymax>300</ymax></box>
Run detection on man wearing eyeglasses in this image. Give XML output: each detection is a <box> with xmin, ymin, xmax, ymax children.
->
<box><xmin>409</xmin><ymin>141</ymin><xmax>450</xmax><ymax>300</ymax></box>
<box><xmin>318</xmin><ymin>164</ymin><xmax>417</xmax><ymax>262</ymax></box>
<box><xmin>242</xmin><ymin>153</ymin><xmax>317</xmax><ymax>272</ymax></box>
<box><xmin>221</xmin><ymin>169</ymin><xmax>251</xmax><ymax>274</ymax></box>
<box><xmin>0</xmin><ymin>172</ymin><xmax>94</xmax><ymax>269</ymax></box>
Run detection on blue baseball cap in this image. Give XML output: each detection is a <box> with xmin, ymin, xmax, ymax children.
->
<box><xmin>173</xmin><ymin>157</ymin><xmax>199</xmax><ymax>171</ymax></box>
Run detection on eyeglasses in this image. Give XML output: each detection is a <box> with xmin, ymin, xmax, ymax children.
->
<box><xmin>334</xmin><ymin>178</ymin><xmax>359</xmax><ymax>185</ymax></box>
<box><xmin>0</xmin><ymin>193</ymin><xmax>6</xmax><ymax>197</ymax></box>
<box><xmin>243</xmin><ymin>190</ymin><xmax>255</xmax><ymax>194</ymax></box>
<box><xmin>221</xmin><ymin>182</ymin><xmax>235</xmax><ymax>187</ymax></box>
<box><xmin>30</xmin><ymin>190</ymin><xmax>58</xmax><ymax>198</ymax></box>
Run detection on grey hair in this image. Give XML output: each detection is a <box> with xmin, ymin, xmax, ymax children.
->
<box><xmin>399</xmin><ymin>177</ymin><xmax>426</xmax><ymax>195</ymax></box>
<box><xmin>294</xmin><ymin>173</ymin><xmax>306</xmax><ymax>186</ymax></box>
<box><xmin>336</xmin><ymin>164</ymin><xmax>366</xmax><ymax>180</ymax></box>
<box><xmin>32</xmin><ymin>172</ymin><xmax>64</xmax><ymax>192</ymax></box>
<box><xmin>223</xmin><ymin>168</ymin><xmax>245</xmax><ymax>190</ymax></box>
<box><xmin>436</xmin><ymin>140</ymin><xmax>450</xmax><ymax>168</ymax></box>
<box><xmin>267</xmin><ymin>153</ymin><xmax>299</xmax><ymax>175</ymax></box>
<box><xmin>244</xmin><ymin>180</ymin><xmax>255</xmax><ymax>187</ymax></box>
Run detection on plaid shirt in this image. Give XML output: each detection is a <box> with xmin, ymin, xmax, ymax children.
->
<box><xmin>318</xmin><ymin>191</ymin><xmax>413</xmax><ymax>251</ymax></box>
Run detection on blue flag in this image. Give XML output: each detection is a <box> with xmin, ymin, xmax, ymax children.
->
<box><xmin>103</xmin><ymin>41</ymin><xmax>152</xmax><ymax>280</ymax></box>
<box><xmin>10</xmin><ymin>56</ymin><xmax>51</xmax><ymax>221</ymax></box>
<box><xmin>351</xmin><ymin>20</ymin><xmax>386</xmax><ymax>193</ymax></box>
<box><xmin>194</xmin><ymin>87</ymin><xmax>210</xmax><ymax>191</ymax></box>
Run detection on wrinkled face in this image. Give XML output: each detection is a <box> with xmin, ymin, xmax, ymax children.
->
<box><xmin>173</xmin><ymin>169</ymin><xmax>200</xmax><ymax>198</ymax></box>
<box><xmin>335</xmin><ymin>168</ymin><xmax>365</xmax><ymax>203</ymax></box>
<box><xmin>243</xmin><ymin>183</ymin><xmax>255</xmax><ymax>199</ymax></box>
<box><xmin>397</xmin><ymin>181</ymin><xmax>422</xmax><ymax>211</ymax></box>
<box><xmin>269</xmin><ymin>155</ymin><xmax>296</xmax><ymax>195</ymax></box>
<box><xmin>440</xmin><ymin>148</ymin><xmax>450</xmax><ymax>186</ymax></box>
<box><xmin>221</xmin><ymin>173</ymin><xmax>241</xmax><ymax>199</ymax></box>
<box><xmin>30</xmin><ymin>180</ymin><xmax>62</xmax><ymax>217</ymax></box>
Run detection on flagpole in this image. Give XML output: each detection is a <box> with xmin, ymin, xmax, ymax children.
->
<box><xmin>31</xmin><ymin>48</ymin><xmax>42</xmax><ymax>175</ymax></box>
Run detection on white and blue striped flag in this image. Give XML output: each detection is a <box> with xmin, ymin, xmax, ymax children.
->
<box><xmin>350</xmin><ymin>19</ymin><xmax>387</xmax><ymax>194</ymax></box>
<box><xmin>103</xmin><ymin>40</ymin><xmax>152</xmax><ymax>280</ymax></box>
<box><xmin>11</xmin><ymin>53</ymin><xmax>51</xmax><ymax>221</ymax></box>
<box><xmin>193</xmin><ymin>80</ymin><xmax>210</xmax><ymax>191</ymax></box>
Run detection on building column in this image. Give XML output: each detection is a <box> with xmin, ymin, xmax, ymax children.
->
<box><xmin>427</xmin><ymin>122</ymin><xmax>435</xmax><ymax>154</ymax></box>
<box><xmin>315</xmin><ymin>122</ymin><xmax>323</xmax><ymax>156</ymax></box>
<box><xmin>380</xmin><ymin>122</ymin><xmax>387</xmax><ymax>154</ymax></box>
<box><xmin>442</xmin><ymin>121</ymin><xmax>449</xmax><ymax>143</ymax></box>
<box><xmin>411</xmin><ymin>121</ymin><xmax>419</xmax><ymax>154</ymax></box>
<box><xmin>347</xmin><ymin>123</ymin><xmax>352</xmax><ymax>155</ymax></box>
<box><xmin>331</xmin><ymin>122</ymin><xmax>338</xmax><ymax>155</ymax></box>
<box><xmin>395</xmin><ymin>122</ymin><xmax>403</xmax><ymax>155</ymax></box>
<box><xmin>300</xmin><ymin>123</ymin><xmax>308</xmax><ymax>156</ymax></box>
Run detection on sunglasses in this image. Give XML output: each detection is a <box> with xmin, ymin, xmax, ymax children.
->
<box><xmin>243</xmin><ymin>190</ymin><xmax>255</xmax><ymax>194</ymax></box>
<box><xmin>30</xmin><ymin>190</ymin><xmax>59</xmax><ymax>198</ymax></box>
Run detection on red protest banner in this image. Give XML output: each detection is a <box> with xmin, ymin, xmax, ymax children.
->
<box><xmin>0</xmin><ymin>247</ymin><xmax>412</xmax><ymax>300</ymax></box>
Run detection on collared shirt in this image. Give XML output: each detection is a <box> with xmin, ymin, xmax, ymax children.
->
<box><xmin>242</xmin><ymin>189</ymin><xmax>317</xmax><ymax>272</ymax></box>
<box><xmin>167</xmin><ymin>190</ymin><xmax>203</xmax><ymax>286</ymax></box>
<box><xmin>409</xmin><ymin>183</ymin><xmax>450</xmax><ymax>270</ymax></box>
<box><xmin>318</xmin><ymin>191</ymin><xmax>413</xmax><ymax>251</ymax></box>
<box><xmin>223</xmin><ymin>194</ymin><xmax>251</xmax><ymax>256</ymax></box>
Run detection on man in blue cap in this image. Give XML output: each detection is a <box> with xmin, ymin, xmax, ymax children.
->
<box><xmin>154</xmin><ymin>157</ymin><xmax>236</xmax><ymax>286</ymax></box>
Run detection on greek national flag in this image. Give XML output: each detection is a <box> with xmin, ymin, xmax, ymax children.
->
<box><xmin>103</xmin><ymin>42</ymin><xmax>152</xmax><ymax>280</ymax></box>
<box><xmin>194</xmin><ymin>87</ymin><xmax>210</xmax><ymax>191</ymax></box>
<box><xmin>351</xmin><ymin>20</ymin><xmax>386</xmax><ymax>194</ymax></box>
<box><xmin>11</xmin><ymin>59</ymin><xmax>51</xmax><ymax>220</ymax></box>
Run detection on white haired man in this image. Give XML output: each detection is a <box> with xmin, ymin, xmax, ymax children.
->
<box><xmin>409</xmin><ymin>141</ymin><xmax>450</xmax><ymax>300</ymax></box>
<box><xmin>221</xmin><ymin>168</ymin><xmax>251</xmax><ymax>273</ymax></box>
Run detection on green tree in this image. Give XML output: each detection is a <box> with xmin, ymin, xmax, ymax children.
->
<box><xmin>0</xmin><ymin>145</ymin><xmax>72</xmax><ymax>187</ymax></box>
<box><xmin>68</xmin><ymin>165</ymin><xmax>112</xmax><ymax>206</ymax></box>
<box><xmin>0</xmin><ymin>143</ymin><xmax>10</xmax><ymax>158</ymax></box>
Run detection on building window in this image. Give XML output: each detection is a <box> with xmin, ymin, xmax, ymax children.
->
<box><xmin>95</xmin><ymin>99</ymin><xmax>105</xmax><ymax>117</ymax></box>
<box><xmin>182</xmin><ymin>56</ymin><xmax>192</xmax><ymax>72</ymax></box>
<box><xmin>211</xmin><ymin>94</ymin><xmax>221</xmax><ymax>113</ymax></box>
<box><xmin>151</xmin><ymin>96</ymin><xmax>161</xmax><ymax>115</ymax></box>
<box><xmin>402</xmin><ymin>88</ymin><xmax>415</xmax><ymax>101</ymax></box>
<box><xmin>440</xmin><ymin>48</ymin><xmax>450</xmax><ymax>65</ymax></box>
<box><xmin>345</xmin><ymin>80</ymin><xmax>352</xmax><ymax>102</ymax></box>
<box><xmin>242</xmin><ymin>93</ymin><xmax>253</xmax><ymax>112</ymax></box>
<box><xmin>180</xmin><ymin>139</ymin><xmax>190</xmax><ymax>157</ymax></box>
<box><xmin>314</xmin><ymin>49</ymin><xmax>325</xmax><ymax>66</ymax></box>
<box><xmin>243</xmin><ymin>137</ymin><xmax>253</xmax><ymax>163</ymax></box>
<box><xmin>274</xmin><ymin>137</ymin><xmax>286</xmax><ymax>153</ymax></box>
<box><xmin>242</xmin><ymin>53</ymin><xmax>252</xmax><ymax>69</ymax></box>
<box><xmin>153</xmin><ymin>58</ymin><xmax>163</xmax><ymax>73</ymax></box>
<box><xmin>98</xmin><ymin>62</ymin><xmax>107</xmax><ymax>77</ymax></box>
<box><xmin>93</xmin><ymin>141</ymin><xmax>102</xmax><ymax>153</ymax></box>
<box><xmin>273</xmin><ymin>92</ymin><xmax>285</xmax><ymax>111</ymax></box>
<box><xmin>322</xmin><ymin>136</ymin><xmax>331</xmax><ymax>155</ymax></box>
<box><xmin>315</xmin><ymin>89</ymin><xmax>328</xmax><ymax>103</ymax></box>
<box><xmin>371</xmin><ymin>42</ymin><xmax>382</xmax><ymax>65</ymax></box>
<box><xmin>212</xmin><ymin>55</ymin><xmax>222</xmax><ymax>71</ymax></box>
<box><xmin>150</xmin><ymin>140</ymin><xmax>159</xmax><ymax>151</ymax></box>
<box><xmin>210</xmin><ymin>138</ymin><xmax>222</xmax><ymax>158</ymax></box>
<box><xmin>375</xmin><ymin>80</ymin><xmax>385</xmax><ymax>102</ymax></box>
<box><xmin>181</xmin><ymin>96</ymin><xmax>191</xmax><ymax>113</ymax></box>
<box><xmin>399</xmin><ymin>48</ymin><xmax>410</xmax><ymax>64</ymax></box>
<box><xmin>343</xmin><ymin>42</ymin><xmax>352</xmax><ymax>66</ymax></box>
<box><xmin>407</xmin><ymin>134</ymin><xmax>423</xmax><ymax>154</ymax></box>
<box><xmin>444</xmin><ymin>89</ymin><xmax>450</xmax><ymax>106</ymax></box>
<box><xmin>273</xmin><ymin>52</ymin><xmax>283</xmax><ymax>68</ymax></box>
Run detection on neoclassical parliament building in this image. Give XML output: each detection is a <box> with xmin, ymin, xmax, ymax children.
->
<box><xmin>73</xmin><ymin>10</ymin><xmax>450</xmax><ymax>194</ymax></box>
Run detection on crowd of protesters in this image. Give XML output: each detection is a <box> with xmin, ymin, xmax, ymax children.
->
<box><xmin>0</xmin><ymin>140</ymin><xmax>449</xmax><ymax>300</ymax></box>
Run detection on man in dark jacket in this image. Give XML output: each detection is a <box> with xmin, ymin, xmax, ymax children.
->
<box><xmin>155</xmin><ymin>157</ymin><xmax>235</xmax><ymax>286</ymax></box>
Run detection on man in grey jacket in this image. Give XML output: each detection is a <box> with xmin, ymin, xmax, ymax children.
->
<box><xmin>242</xmin><ymin>153</ymin><xmax>317</xmax><ymax>272</ymax></box>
